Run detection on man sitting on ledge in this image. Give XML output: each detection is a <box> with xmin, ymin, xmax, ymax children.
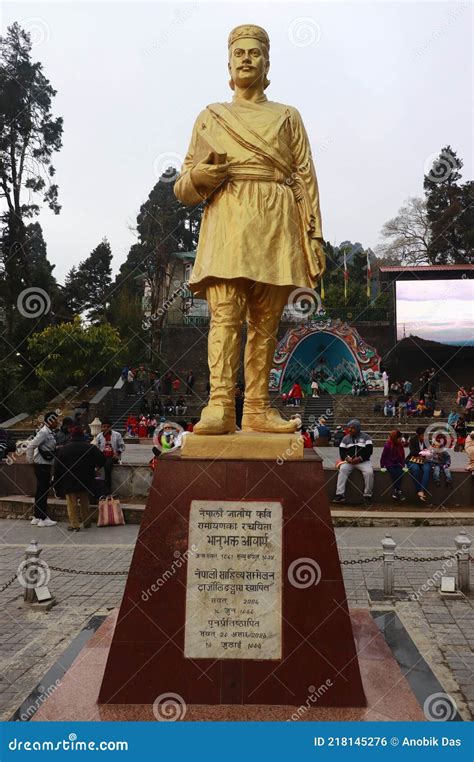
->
<box><xmin>332</xmin><ymin>419</ymin><xmax>374</xmax><ymax>507</ymax></box>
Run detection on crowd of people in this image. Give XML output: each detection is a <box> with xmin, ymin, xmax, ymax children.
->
<box><xmin>121</xmin><ymin>365</ymin><xmax>196</xmax><ymax>398</ymax></box>
<box><xmin>455</xmin><ymin>386</ymin><xmax>474</xmax><ymax>422</ymax></box>
<box><xmin>22</xmin><ymin>412</ymin><xmax>125</xmax><ymax>531</ymax></box>
<box><xmin>1</xmin><ymin>362</ymin><xmax>472</xmax><ymax>525</ymax></box>
<box><xmin>332</xmin><ymin>419</ymin><xmax>474</xmax><ymax>506</ymax></box>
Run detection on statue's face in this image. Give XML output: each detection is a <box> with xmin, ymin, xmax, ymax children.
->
<box><xmin>228</xmin><ymin>37</ymin><xmax>268</xmax><ymax>90</ymax></box>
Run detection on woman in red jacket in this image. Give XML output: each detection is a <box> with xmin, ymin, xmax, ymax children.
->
<box><xmin>289</xmin><ymin>382</ymin><xmax>303</xmax><ymax>407</ymax></box>
<box><xmin>380</xmin><ymin>429</ymin><xmax>407</xmax><ymax>502</ymax></box>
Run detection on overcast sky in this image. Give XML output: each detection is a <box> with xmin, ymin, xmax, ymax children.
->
<box><xmin>2</xmin><ymin>0</ymin><xmax>472</xmax><ymax>283</ymax></box>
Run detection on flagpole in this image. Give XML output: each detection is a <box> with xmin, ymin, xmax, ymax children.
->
<box><xmin>366</xmin><ymin>250</ymin><xmax>371</xmax><ymax>304</ymax></box>
<box><xmin>343</xmin><ymin>250</ymin><xmax>348</xmax><ymax>307</ymax></box>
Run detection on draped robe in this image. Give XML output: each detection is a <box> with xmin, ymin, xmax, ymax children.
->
<box><xmin>174</xmin><ymin>95</ymin><xmax>325</xmax><ymax>297</ymax></box>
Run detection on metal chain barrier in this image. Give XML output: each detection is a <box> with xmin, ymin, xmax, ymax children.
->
<box><xmin>48</xmin><ymin>565</ymin><xmax>128</xmax><ymax>576</ymax></box>
<box><xmin>341</xmin><ymin>556</ymin><xmax>383</xmax><ymax>565</ymax></box>
<box><xmin>0</xmin><ymin>573</ymin><xmax>18</xmax><ymax>593</ymax></box>
<box><xmin>394</xmin><ymin>553</ymin><xmax>462</xmax><ymax>562</ymax></box>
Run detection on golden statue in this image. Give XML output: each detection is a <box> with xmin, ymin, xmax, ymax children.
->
<box><xmin>174</xmin><ymin>24</ymin><xmax>325</xmax><ymax>436</ymax></box>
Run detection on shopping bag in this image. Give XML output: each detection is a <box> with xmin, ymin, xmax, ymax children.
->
<box><xmin>97</xmin><ymin>495</ymin><xmax>125</xmax><ymax>527</ymax></box>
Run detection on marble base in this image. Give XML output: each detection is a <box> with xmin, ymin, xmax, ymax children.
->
<box><xmin>98</xmin><ymin>454</ymin><xmax>365</xmax><ymax>706</ymax></box>
<box><xmin>180</xmin><ymin>431</ymin><xmax>303</xmax><ymax>460</ymax></box>
<box><xmin>32</xmin><ymin>609</ymin><xmax>424</xmax><ymax>721</ymax></box>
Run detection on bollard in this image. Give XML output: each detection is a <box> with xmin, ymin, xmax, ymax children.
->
<box><xmin>454</xmin><ymin>530</ymin><xmax>471</xmax><ymax>593</ymax></box>
<box><xmin>382</xmin><ymin>534</ymin><xmax>397</xmax><ymax>596</ymax></box>
<box><xmin>21</xmin><ymin>540</ymin><xmax>55</xmax><ymax>610</ymax></box>
<box><xmin>23</xmin><ymin>540</ymin><xmax>42</xmax><ymax>603</ymax></box>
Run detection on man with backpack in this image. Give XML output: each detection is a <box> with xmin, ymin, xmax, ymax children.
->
<box><xmin>26</xmin><ymin>411</ymin><xmax>60</xmax><ymax>527</ymax></box>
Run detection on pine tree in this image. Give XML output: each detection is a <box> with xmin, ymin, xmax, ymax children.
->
<box><xmin>424</xmin><ymin>146</ymin><xmax>473</xmax><ymax>264</ymax></box>
<box><xmin>63</xmin><ymin>238</ymin><xmax>112</xmax><ymax>321</ymax></box>
<box><xmin>109</xmin><ymin>170</ymin><xmax>202</xmax><ymax>358</ymax></box>
<box><xmin>0</xmin><ymin>22</ymin><xmax>63</xmax><ymax>338</ymax></box>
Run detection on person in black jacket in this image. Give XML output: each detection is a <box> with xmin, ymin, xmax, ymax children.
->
<box><xmin>54</xmin><ymin>427</ymin><xmax>105</xmax><ymax>531</ymax></box>
<box><xmin>332</xmin><ymin>418</ymin><xmax>374</xmax><ymax>506</ymax></box>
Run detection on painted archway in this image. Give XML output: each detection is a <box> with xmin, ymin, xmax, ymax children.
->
<box><xmin>270</xmin><ymin>319</ymin><xmax>382</xmax><ymax>395</ymax></box>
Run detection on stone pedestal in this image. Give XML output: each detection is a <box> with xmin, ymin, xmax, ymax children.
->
<box><xmin>181</xmin><ymin>430</ymin><xmax>303</xmax><ymax>460</ymax></box>
<box><xmin>98</xmin><ymin>451</ymin><xmax>366</xmax><ymax>707</ymax></box>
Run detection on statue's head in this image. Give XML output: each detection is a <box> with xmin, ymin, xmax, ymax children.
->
<box><xmin>228</xmin><ymin>24</ymin><xmax>270</xmax><ymax>92</ymax></box>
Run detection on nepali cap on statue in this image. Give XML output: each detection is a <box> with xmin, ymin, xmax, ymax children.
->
<box><xmin>228</xmin><ymin>24</ymin><xmax>270</xmax><ymax>50</ymax></box>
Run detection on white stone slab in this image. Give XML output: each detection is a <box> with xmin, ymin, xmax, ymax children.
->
<box><xmin>184</xmin><ymin>500</ymin><xmax>283</xmax><ymax>660</ymax></box>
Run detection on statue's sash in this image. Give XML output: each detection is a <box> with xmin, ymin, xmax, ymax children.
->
<box><xmin>206</xmin><ymin>103</ymin><xmax>293</xmax><ymax>177</ymax></box>
<box><xmin>206</xmin><ymin>103</ymin><xmax>322</xmax><ymax>283</ymax></box>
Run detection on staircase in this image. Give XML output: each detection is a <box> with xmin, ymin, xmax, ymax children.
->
<box><xmin>301</xmin><ymin>395</ymin><xmax>335</xmax><ymax>429</ymax></box>
<box><xmin>332</xmin><ymin>393</ymin><xmax>456</xmax><ymax>446</ymax></box>
<box><xmin>108</xmin><ymin>395</ymin><xmax>144</xmax><ymax>432</ymax></box>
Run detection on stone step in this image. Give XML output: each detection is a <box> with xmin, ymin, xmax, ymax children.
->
<box><xmin>0</xmin><ymin>495</ymin><xmax>145</xmax><ymax>524</ymax></box>
<box><xmin>1</xmin><ymin>495</ymin><xmax>471</xmax><ymax>528</ymax></box>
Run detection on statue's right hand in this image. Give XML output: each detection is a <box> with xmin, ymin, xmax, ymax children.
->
<box><xmin>190</xmin><ymin>151</ymin><xmax>230</xmax><ymax>195</ymax></box>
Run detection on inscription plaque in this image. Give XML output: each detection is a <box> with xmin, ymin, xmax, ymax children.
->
<box><xmin>184</xmin><ymin>500</ymin><xmax>282</xmax><ymax>660</ymax></box>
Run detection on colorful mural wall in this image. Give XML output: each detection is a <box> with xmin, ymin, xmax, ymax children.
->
<box><xmin>270</xmin><ymin>319</ymin><xmax>383</xmax><ymax>395</ymax></box>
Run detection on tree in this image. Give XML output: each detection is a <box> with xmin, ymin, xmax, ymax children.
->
<box><xmin>319</xmin><ymin>240</ymin><xmax>388</xmax><ymax>320</ymax></box>
<box><xmin>378</xmin><ymin>197</ymin><xmax>431</xmax><ymax>264</ymax></box>
<box><xmin>424</xmin><ymin>146</ymin><xmax>473</xmax><ymax>264</ymax></box>
<box><xmin>63</xmin><ymin>238</ymin><xmax>112</xmax><ymax>321</ymax></box>
<box><xmin>0</xmin><ymin>22</ymin><xmax>63</xmax><ymax>337</ymax></box>
<box><xmin>124</xmin><ymin>170</ymin><xmax>202</xmax><ymax>356</ymax></box>
<box><xmin>27</xmin><ymin>317</ymin><xmax>124</xmax><ymax>390</ymax></box>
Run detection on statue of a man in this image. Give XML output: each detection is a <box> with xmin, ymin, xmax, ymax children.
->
<box><xmin>174</xmin><ymin>24</ymin><xmax>325</xmax><ymax>435</ymax></box>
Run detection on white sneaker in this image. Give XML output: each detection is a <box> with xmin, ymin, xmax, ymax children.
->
<box><xmin>37</xmin><ymin>518</ymin><xmax>57</xmax><ymax>527</ymax></box>
<box><xmin>31</xmin><ymin>517</ymin><xmax>40</xmax><ymax>525</ymax></box>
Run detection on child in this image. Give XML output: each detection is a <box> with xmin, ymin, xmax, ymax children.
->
<box><xmin>464</xmin><ymin>431</ymin><xmax>474</xmax><ymax>473</ymax></box>
<box><xmin>431</xmin><ymin>441</ymin><xmax>452</xmax><ymax>487</ymax></box>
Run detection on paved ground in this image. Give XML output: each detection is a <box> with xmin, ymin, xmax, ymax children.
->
<box><xmin>0</xmin><ymin>521</ymin><xmax>472</xmax><ymax>722</ymax></box>
<box><xmin>121</xmin><ymin>443</ymin><xmax>471</xmax><ymax>469</ymax></box>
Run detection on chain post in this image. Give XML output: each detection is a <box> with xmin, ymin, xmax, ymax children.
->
<box><xmin>454</xmin><ymin>530</ymin><xmax>471</xmax><ymax>593</ymax></box>
<box><xmin>382</xmin><ymin>534</ymin><xmax>397</xmax><ymax>596</ymax></box>
<box><xmin>24</xmin><ymin>540</ymin><xmax>42</xmax><ymax>603</ymax></box>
